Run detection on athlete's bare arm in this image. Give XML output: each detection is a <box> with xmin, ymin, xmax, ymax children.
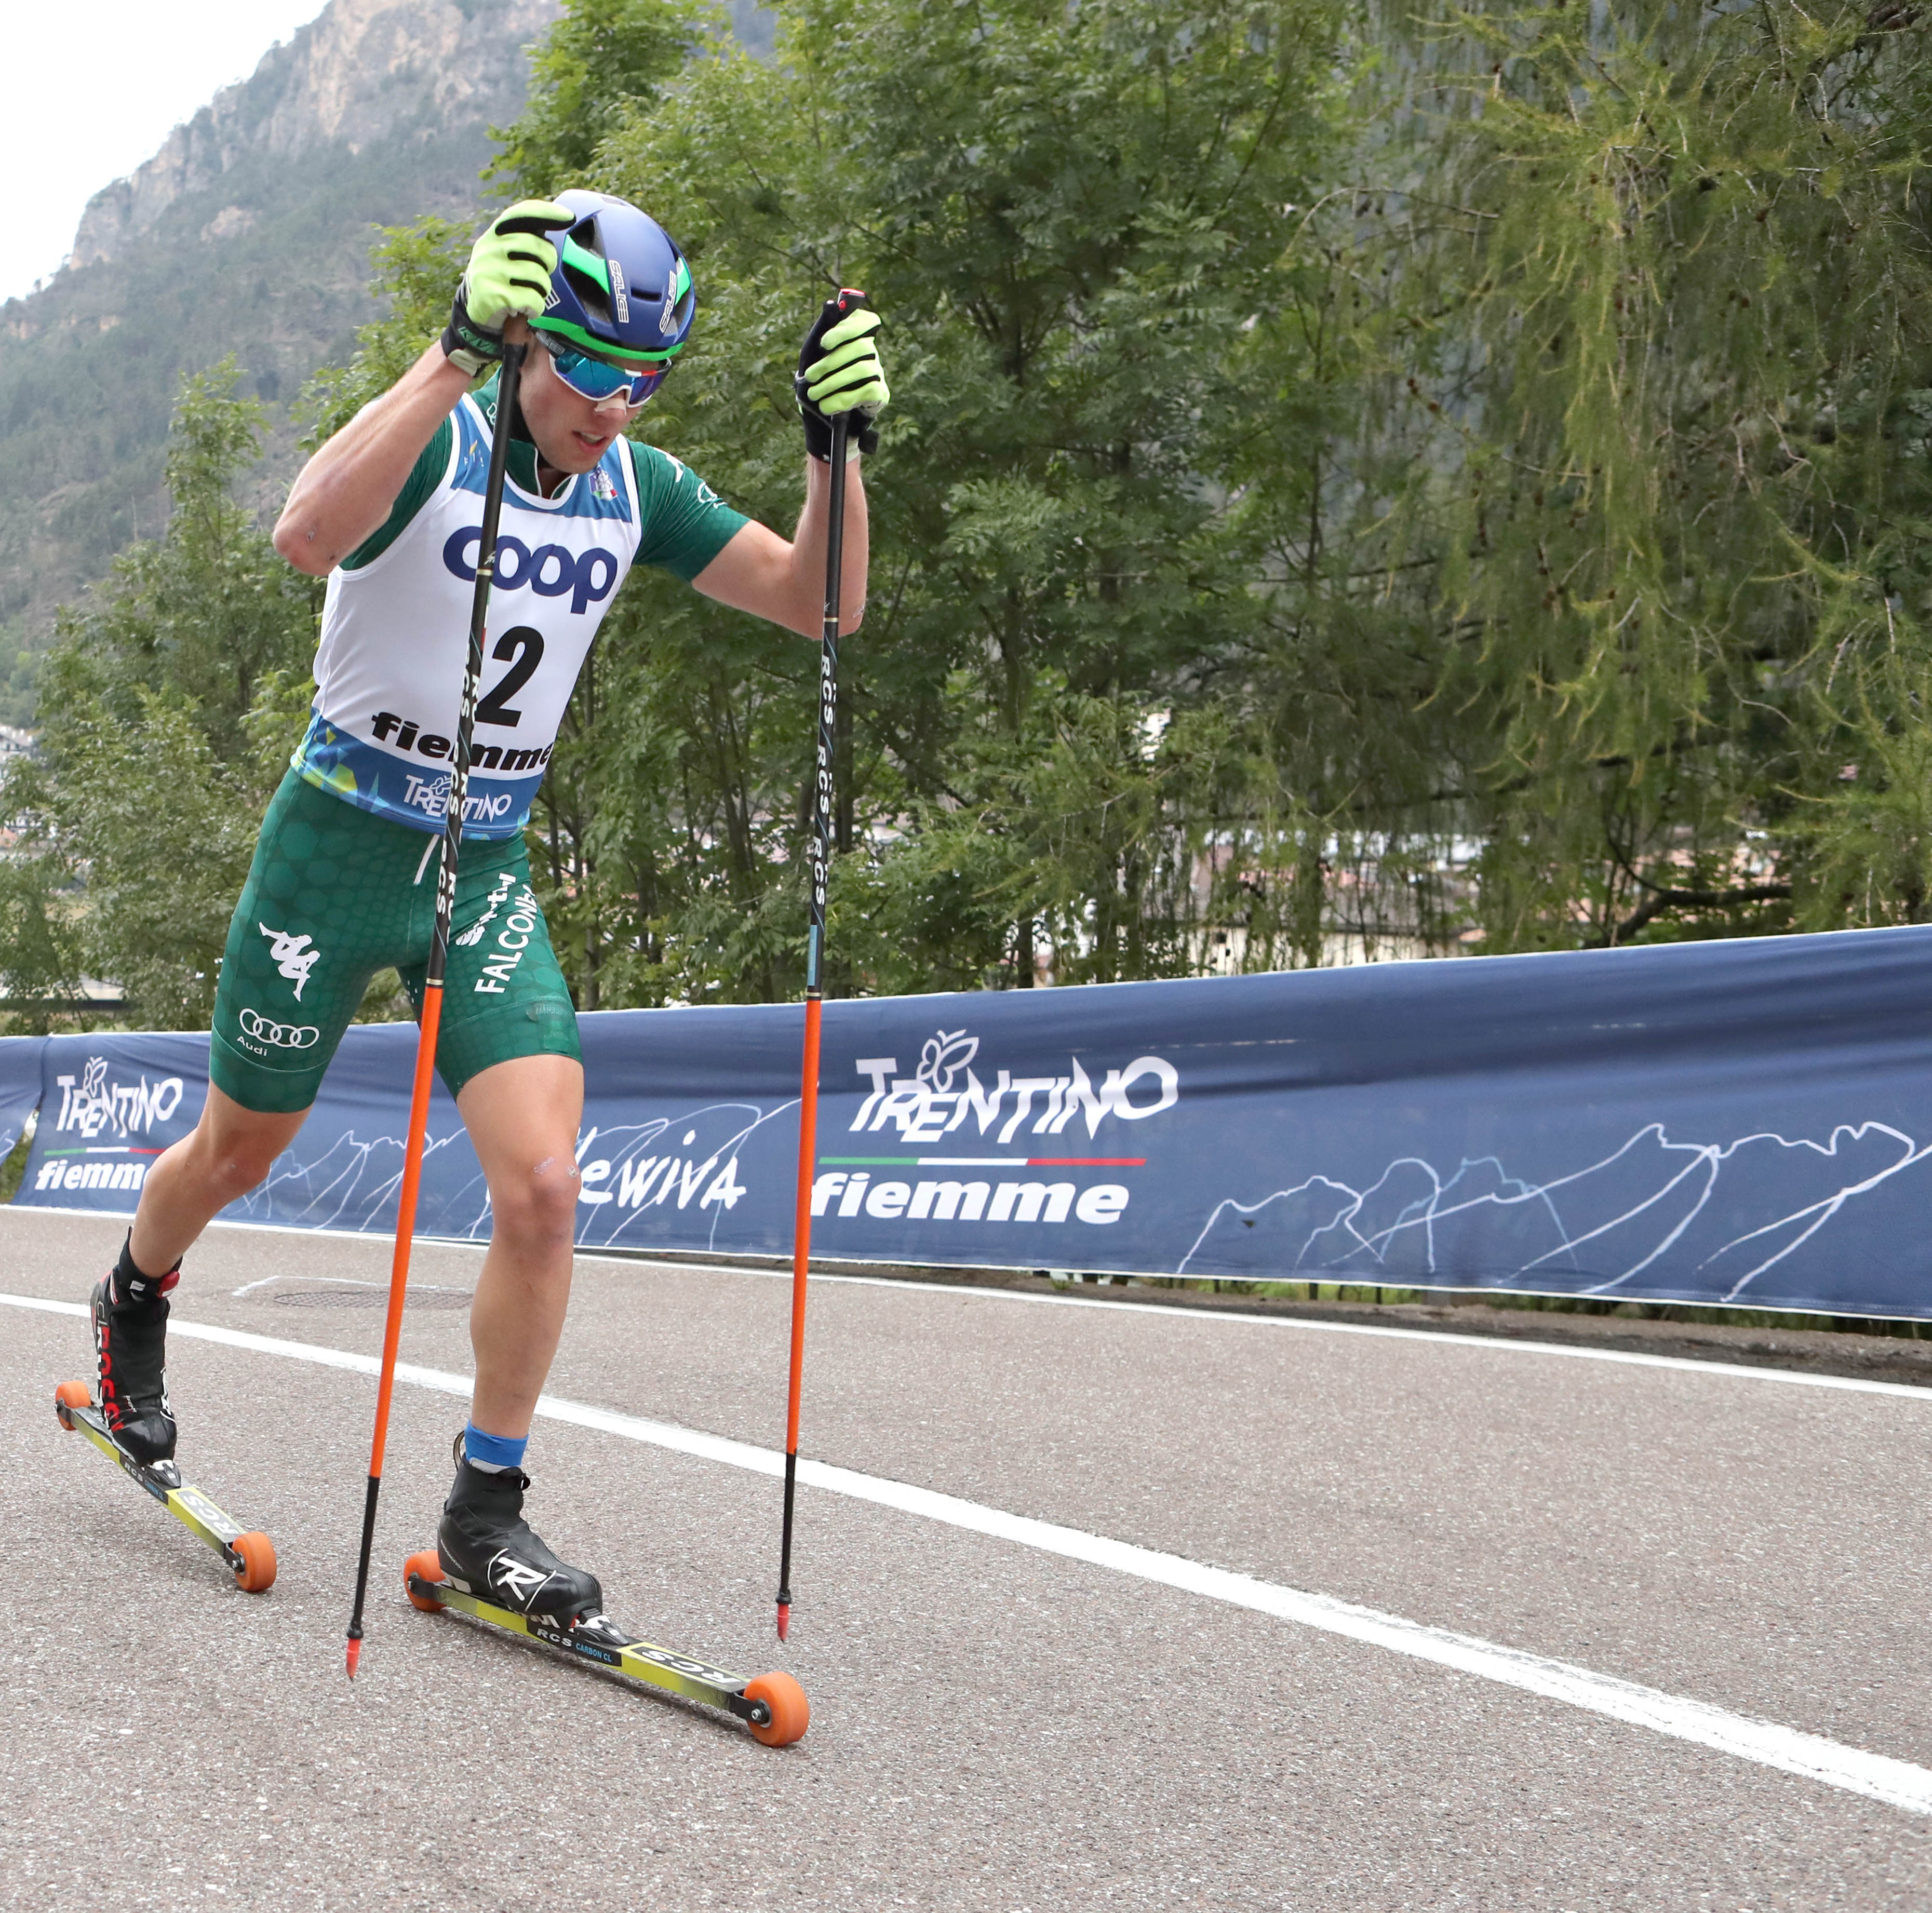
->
<box><xmin>691</xmin><ymin>456</ymin><xmax>869</xmax><ymax>640</ymax></box>
<box><xmin>275</xmin><ymin>343</ymin><xmax>472</xmax><ymax>577</ymax></box>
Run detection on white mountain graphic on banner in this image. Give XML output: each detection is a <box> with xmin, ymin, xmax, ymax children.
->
<box><xmin>1180</xmin><ymin>1121</ymin><xmax>1929</xmax><ymax>1301</ymax></box>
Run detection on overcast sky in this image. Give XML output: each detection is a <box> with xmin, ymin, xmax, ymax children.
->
<box><xmin>5</xmin><ymin>0</ymin><xmax>329</xmax><ymax>305</ymax></box>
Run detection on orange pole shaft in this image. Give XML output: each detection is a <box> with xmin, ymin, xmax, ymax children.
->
<box><xmin>785</xmin><ymin>994</ymin><xmax>822</xmax><ymax>1456</ymax></box>
<box><xmin>365</xmin><ymin>983</ymin><xmax>444</xmax><ymax>1481</ymax></box>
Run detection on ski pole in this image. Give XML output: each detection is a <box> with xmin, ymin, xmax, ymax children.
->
<box><xmin>345</xmin><ymin>338</ymin><xmax>527</xmax><ymax>1679</ymax></box>
<box><xmin>776</xmin><ymin>296</ymin><xmax>862</xmax><ymax>1643</ymax></box>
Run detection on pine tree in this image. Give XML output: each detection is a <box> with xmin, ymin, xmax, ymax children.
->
<box><xmin>1382</xmin><ymin>0</ymin><xmax>1932</xmax><ymax>945</ymax></box>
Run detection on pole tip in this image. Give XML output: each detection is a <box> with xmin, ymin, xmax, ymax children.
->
<box><xmin>345</xmin><ymin>1636</ymin><xmax>361</xmax><ymax>1679</ymax></box>
<box><xmin>775</xmin><ymin>1602</ymin><xmax>790</xmax><ymax>1642</ymax></box>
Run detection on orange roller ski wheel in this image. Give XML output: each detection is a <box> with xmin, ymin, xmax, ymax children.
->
<box><xmin>54</xmin><ymin>1380</ymin><xmax>91</xmax><ymax>1431</ymax></box>
<box><xmin>230</xmin><ymin>1531</ymin><xmax>277</xmax><ymax>1594</ymax></box>
<box><xmin>743</xmin><ymin>1672</ymin><xmax>810</xmax><ymax>1748</ymax></box>
<box><xmin>403</xmin><ymin>1549</ymin><xmax>448</xmax><ymax>1613</ymax></box>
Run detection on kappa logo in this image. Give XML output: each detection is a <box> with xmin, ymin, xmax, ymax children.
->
<box><xmin>238</xmin><ymin>1007</ymin><xmax>320</xmax><ymax>1050</ymax></box>
<box><xmin>258</xmin><ymin>924</ymin><xmax>320</xmax><ymax>1001</ymax></box>
<box><xmin>257</xmin><ymin>927</ymin><xmax>320</xmax><ymax>1005</ymax></box>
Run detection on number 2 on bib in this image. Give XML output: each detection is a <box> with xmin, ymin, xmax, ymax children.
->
<box><xmin>477</xmin><ymin>627</ymin><xmax>545</xmax><ymax>728</ymax></box>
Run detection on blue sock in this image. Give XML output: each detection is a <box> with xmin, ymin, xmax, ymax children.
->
<box><xmin>463</xmin><ymin>1423</ymin><xmax>528</xmax><ymax>1474</ymax></box>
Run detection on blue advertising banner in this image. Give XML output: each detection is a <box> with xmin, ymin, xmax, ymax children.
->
<box><xmin>11</xmin><ymin>922</ymin><xmax>1932</xmax><ymax>1318</ymax></box>
<box><xmin>16</xmin><ymin>1026</ymin><xmax>483</xmax><ymax>1234</ymax></box>
<box><xmin>0</xmin><ymin>1035</ymin><xmax>45</xmax><ymax>1162</ymax></box>
<box><xmin>22</xmin><ymin>1033</ymin><xmax>217</xmax><ymax>1206</ymax></box>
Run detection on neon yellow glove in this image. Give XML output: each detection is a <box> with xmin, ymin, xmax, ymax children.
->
<box><xmin>795</xmin><ymin>292</ymin><xmax>889</xmax><ymax>461</ymax></box>
<box><xmin>443</xmin><ymin>199</ymin><xmax>576</xmax><ymax>375</ymax></box>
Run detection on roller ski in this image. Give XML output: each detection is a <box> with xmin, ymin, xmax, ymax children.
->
<box><xmin>51</xmin><ymin>1249</ymin><xmax>276</xmax><ymax>1594</ymax></box>
<box><xmin>401</xmin><ymin>1439</ymin><xmax>807</xmax><ymax>1746</ymax></box>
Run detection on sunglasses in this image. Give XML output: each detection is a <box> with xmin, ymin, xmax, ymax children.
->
<box><xmin>534</xmin><ymin>329</ymin><xmax>671</xmax><ymax>407</ymax></box>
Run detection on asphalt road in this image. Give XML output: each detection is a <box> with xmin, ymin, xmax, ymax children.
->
<box><xmin>3</xmin><ymin>1206</ymin><xmax>1930</xmax><ymax>1910</ymax></box>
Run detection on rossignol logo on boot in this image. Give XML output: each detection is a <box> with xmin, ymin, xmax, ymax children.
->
<box><xmin>258</xmin><ymin>924</ymin><xmax>321</xmax><ymax>1001</ymax></box>
<box><xmin>488</xmin><ymin>1552</ymin><xmax>557</xmax><ymax>1607</ymax></box>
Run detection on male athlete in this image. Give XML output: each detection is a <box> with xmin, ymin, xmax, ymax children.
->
<box><xmin>89</xmin><ymin>192</ymin><xmax>888</xmax><ymax>1616</ymax></box>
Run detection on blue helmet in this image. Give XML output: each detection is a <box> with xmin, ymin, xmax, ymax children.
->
<box><xmin>532</xmin><ymin>190</ymin><xmax>694</xmax><ymax>366</ymax></box>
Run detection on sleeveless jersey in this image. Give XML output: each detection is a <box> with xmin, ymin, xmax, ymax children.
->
<box><xmin>293</xmin><ymin>386</ymin><xmax>744</xmax><ymax>838</ymax></box>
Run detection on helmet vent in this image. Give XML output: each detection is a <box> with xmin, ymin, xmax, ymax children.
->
<box><xmin>561</xmin><ymin>263</ymin><xmax>611</xmax><ymax>327</ymax></box>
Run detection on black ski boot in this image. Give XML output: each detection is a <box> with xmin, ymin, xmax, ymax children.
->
<box><xmin>91</xmin><ymin>1235</ymin><xmax>180</xmax><ymax>1465</ymax></box>
<box><xmin>437</xmin><ymin>1435</ymin><xmax>603</xmax><ymax>1620</ymax></box>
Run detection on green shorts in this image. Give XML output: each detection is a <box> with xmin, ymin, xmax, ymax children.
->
<box><xmin>209</xmin><ymin>770</ymin><xmax>581</xmax><ymax>1114</ymax></box>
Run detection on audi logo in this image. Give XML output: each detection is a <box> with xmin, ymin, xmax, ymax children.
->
<box><xmin>239</xmin><ymin>1007</ymin><xmax>320</xmax><ymax>1050</ymax></box>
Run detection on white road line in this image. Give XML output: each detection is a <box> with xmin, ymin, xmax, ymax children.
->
<box><xmin>10</xmin><ymin>1288</ymin><xmax>1931</xmax><ymax>1817</ymax></box>
<box><xmin>11</xmin><ymin>1204</ymin><xmax>1928</xmax><ymax>1400</ymax></box>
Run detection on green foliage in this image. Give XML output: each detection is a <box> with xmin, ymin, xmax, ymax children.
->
<box><xmin>0</xmin><ymin>362</ymin><xmax>320</xmax><ymax>1026</ymax></box>
<box><xmin>487</xmin><ymin>0</ymin><xmax>721</xmax><ymax>188</ymax></box>
<box><xmin>0</xmin><ymin>848</ymin><xmax>86</xmax><ymax>1033</ymax></box>
<box><xmin>22</xmin><ymin>0</ymin><xmax>1932</xmax><ymax>1034</ymax></box>
<box><xmin>0</xmin><ymin>123</ymin><xmax>528</xmax><ymax>640</ymax></box>
<box><xmin>300</xmin><ymin>219</ymin><xmax>475</xmax><ymax>446</ymax></box>
<box><xmin>0</xmin><ymin>620</ymin><xmax>43</xmax><ymax>729</ymax></box>
<box><xmin>501</xmin><ymin>0</ymin><xmax>1366</xmax><ymax>1002</ymax></box>
<box><xmin>1390</xmin><ymin>0</ymin><xmax>1932</xmax><ymax>945</ymax></box>
<box><xmin>0</xmin><ymin>0</ymin><xmax>578</xmax><ymax>640</ymax></box>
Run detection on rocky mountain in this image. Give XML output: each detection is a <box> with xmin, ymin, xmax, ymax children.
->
<box><xmin>69</xmin><ymin>0</ymin><xmax>560</xmax><ymax>272</ymax></box>
<box><xmin>0</xmin><ymin>0</ymin><xmax>563</xmax><ymax>712</ymax></box>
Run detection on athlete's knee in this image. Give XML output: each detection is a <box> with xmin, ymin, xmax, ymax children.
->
<box><xmin>200</xmin><ymin>1140</ymin><xmax>280</xmax><ymax>1198</ymax></box>
<box><xmin>187</xmin><ymin>1086</ymin><xmax>306</xmax><ymax>1200</ymax></box>
<box><xmin>489</xmin><ymin>1152</ymin><xmax>581</xmax><ymax>1245</ymax></box>
<box><xmin>190</xmin><ymin>1116</ymin><xmax>293</xmax><ymax>1197</ymax></box>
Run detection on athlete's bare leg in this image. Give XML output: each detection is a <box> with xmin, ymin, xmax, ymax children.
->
<box><xmin>457</xmin><ymin>1052</ymin><xmax>585</xmax><ymax>1440</ymax></box>
<box><xmin>130</xmin><ymin>1056</ymin><xmax>582</xmax><ymax>1439</ymax></box>
<box><xmin>129</xmin><ymin>1083</ymin><xmax>310</xmax><ymax>1275</ymax></box>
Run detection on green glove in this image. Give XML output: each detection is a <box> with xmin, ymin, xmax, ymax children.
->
<box><xmin>442</xmin><ymin>199</ymin><xmax>575</xmax><ymax>376</ymax></box>
<box><xmin>795</xmin><ymin>292</ymin><xmax>889</xmax><ymax>461</ymax></box>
